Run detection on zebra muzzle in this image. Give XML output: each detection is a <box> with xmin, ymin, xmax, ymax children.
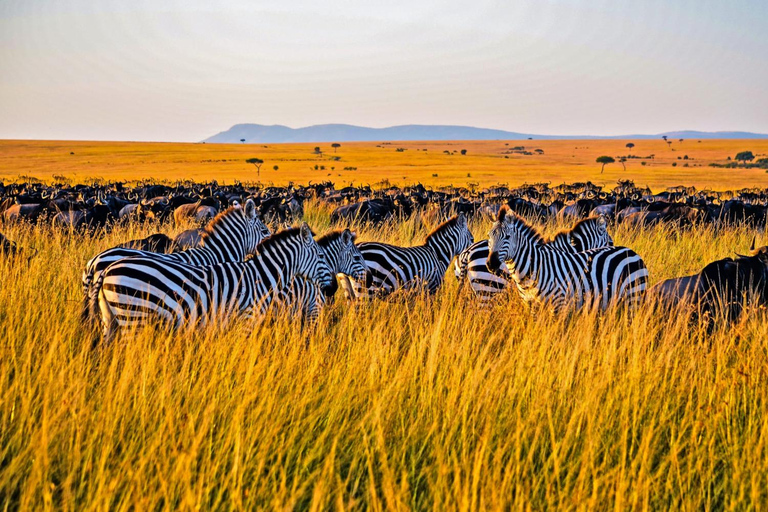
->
<box><xmin>487</xmin><ymin>252</ymin><xmax>504</xmax><ymax>275</ymax></box>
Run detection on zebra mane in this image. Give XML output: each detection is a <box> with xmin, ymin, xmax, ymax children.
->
<box><xmin>497</xmin><ymin>206</ymin><xmax>545</xmax><ymax>245</ymax></box>
<box><xmin>425</xmin><ymin>215</ymin><xmax>461</xmax><ymax>243</ymax></box>
<box><xmin>200</xmin><ymin>205</ymin><xmax>242</xmax><ymax>240</ymax></box>
<box><xmin>256</xmin><ymin>227</ymin><xmax>315</xmax><ymax>254</ymax></box>
<box><xmin>316</xmin><ymin>229</ymin><xmax>356</xmax><ymax>247</ymax></box>
<box><xmin>550</xmin><ymin>216</ymin><xmax>600</xmax><ymax>241</ymax></box>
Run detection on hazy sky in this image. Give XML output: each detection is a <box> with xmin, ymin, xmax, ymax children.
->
<box><xmin>1</xmin><ymin>0</ymin><xmax>766</xmax><ymax>141</ymax></box>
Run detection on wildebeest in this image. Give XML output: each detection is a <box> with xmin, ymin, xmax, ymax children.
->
<box><xmin>651</xmin><ymin>238</ymin><xmax>768</xmax><ymax>322</ymax></box>
<box><xmin>0</xmin><ymin>233</ymin><xmax>21</xmax><ymax>256</ymax></box>
<box><xmin>116</xmin><ymin>233</ymin><xmax>176</xmax><ymax>253</ymax></box>
<box><xmin>173</xmin><ymin>228</ymin><xmax>205</xmax><ymax>250</ymax></box>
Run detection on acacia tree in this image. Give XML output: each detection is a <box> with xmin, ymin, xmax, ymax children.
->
<box><xmin>626</xmin><ymin>142</ymin><xmax>635</xmax><ymax>153</ymax></box>
<box><xmin>240</xmin><ymin>138</ymin><xmax>245</xmax><ymax>143</ymax></box>
<box><xmin>331</xmin><ymin>143</ymin><xmax>341</xmax><ymax>153</ymax></box>
<box><xmin>314</xmin><ymin>146</ymin><xmax>322</xmax><ymax>155</ymax></box>
<box><xmin>596</xmin><ymin>155</ymin><xmax>615</xmax><ymax>173</ymax></box>
<box><xmin>620</xmin><ymin>157</ymin><xmax>627</xmax><ymax>171</ymax></box>
<box><xmin>246</xmin><ymin>157</ymin><xmax>264</xmax><ymax>176</ymax></box>
<box><xmin>735</xmin><ymin>151</ymin><xmax>755</xmax><ymax>164</ymax></box>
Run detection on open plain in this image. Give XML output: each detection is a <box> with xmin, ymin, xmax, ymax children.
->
<box><xmin>2</xmin><ymin>138</ymin><xmax>768</xmax><ymax>191</ymax></box>
<box><xmin>1</xmin><ymin>139</ymin><xmax>767</xmax><ymax>509</ymax></box>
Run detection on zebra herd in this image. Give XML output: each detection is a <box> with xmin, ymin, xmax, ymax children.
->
<box><xmin>81</xmin><ymin>202</ymin><xmax>652</xmax><ymax>343</ymax></box>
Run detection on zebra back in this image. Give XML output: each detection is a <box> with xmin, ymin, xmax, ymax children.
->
<box><xmin>83</xmin><ymin>200</ymin><xmax>270</xmax><ymax>324</ymax></box>
<box><xmin>343</xmin><ymin>214</ymin><xmax>473</xmax><ymax>299</ymax></box>
<box><xmin>96</xmin><ymin>223</ymin><xmax>332</xmax><ymax>342</ymax></box>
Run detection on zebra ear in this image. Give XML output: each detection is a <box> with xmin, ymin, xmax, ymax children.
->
<box><xmin>598</xmin><ymin>215</ymin><xmax>607</xmax><ymax>230</ymax></box>
<box><xmin>342</xmin><ymin>228</ymin><xmax>353</xmax><ymax>245</ymax></box>
<box><xmin>244</xmin><ymin>199</ymin><xmax>256</xmax><ymax>219</ymax></box>
<box><xmin>457</xmin><ymin>212</ymin><xmax>467</xmax><ymax>226</ymax></box>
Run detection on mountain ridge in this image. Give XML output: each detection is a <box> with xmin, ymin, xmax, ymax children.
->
<box><xmin>203</xmin><ymin>123</ymin><xmax>768</xmax><ymax>144</ymax></box>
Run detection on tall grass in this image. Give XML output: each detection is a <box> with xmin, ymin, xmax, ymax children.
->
<box><xmin>1</xmin><ymin>207</ymin><xmax>767</xmax><ymax>510</ymax></box>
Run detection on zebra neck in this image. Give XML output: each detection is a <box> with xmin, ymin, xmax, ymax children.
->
<box><xmin>425</xmin><ymin>235</ymin><xmax>455</xmax><ymax>269</ymax></box>
<box><xmin>319</xmin><ymin>242</ymin><xmax>341</xmax><ymax>274</ymax></box>
<box><xmin>200</xmin><ymin>229</ymin><xmax>246</xmax><ymax>261</ymax></box>
<box><xmin>507</xmin><ymin>230</ymin><xmax>543</xmax><ymax>281</ymax></box>
<box><xmin>257</xmin><ymin>246</ymin><xmax>297</xmax><ymax>286</ymax></box>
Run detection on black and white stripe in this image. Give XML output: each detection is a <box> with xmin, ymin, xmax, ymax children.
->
<box><xmin>486</xmin><ymin>207</ymin><xmax>648</xmax><ymax>311</ymax></box>
<box><xmin>341</xmin><ymin>213</ymin><xmax>474</xmax><ymax>299</ymax></box>
<box><xmin>273</xmin><ymin>228</ymin><xmax>367</xmax><ymax>321</ymax></box>
<box><xmin>455</xmin><ymin>216</ymin><xmax>613</xmax><ymax>302</ymax></box>
<box><xmin>82</xmin><ymin>199</ymin><xmax>270</xmax><ymax>296</ymax></box>
<box><xmin>96</xmin><ymin>224</ymin><xmax>332</xmax><ymax>343</ymax></box>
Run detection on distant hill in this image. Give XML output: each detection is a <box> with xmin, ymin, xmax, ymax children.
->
<box><xmin>203</xmin><ymin>124</ymin><xmax>768</xmax><ymax>144</ymax></box>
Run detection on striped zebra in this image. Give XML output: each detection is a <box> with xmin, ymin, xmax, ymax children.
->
<box><xmin>486</xmin><ymin>207</ymin><xmax>648</xmax><ymax>311</ymax></box>
<box><xmin>272</xmin><ymin>228</ymin><xmax>367</xmax><ymax>321</ymax></box>
<box><xmin>455</xmin><ymin>216</ymin><xmax>613</xmax><ymax>302</ymax></box>
<box><xmin>340</xmin><ymin>213</ymin><xmax>474</xmax><ymax>299</ymax></box>
<box><xmin>95</xmin><ymin>223</ymin><xmax>332</xmax><ymax>343</ymax></box>
<box><xmin>82</xmin><ymin>200</ymin><xmax>270</xmax><ymax>318</ymax></box>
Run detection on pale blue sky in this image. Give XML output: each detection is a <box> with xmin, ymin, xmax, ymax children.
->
<box><xmin>0</xmin><ymin>0</ymin><xmax>766</xmax><ymax>141</ymax></box>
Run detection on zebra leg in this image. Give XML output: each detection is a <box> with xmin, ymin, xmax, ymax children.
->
<box><xmin>97</xmin><ymin>288</ymin><xmax>119</xmax><ymax>347</ymax></box>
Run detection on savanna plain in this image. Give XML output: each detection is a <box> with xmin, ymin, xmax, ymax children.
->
<box><xmin>1</xmin><ymin>139</ymin><xmax>768</xmax><ymax>510</ymax></box>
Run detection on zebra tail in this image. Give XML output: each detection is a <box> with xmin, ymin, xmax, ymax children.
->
<box><xmin>82</xmin><ymin>271</ymin><xmax>104</xmax><ymax>330</ymax></box>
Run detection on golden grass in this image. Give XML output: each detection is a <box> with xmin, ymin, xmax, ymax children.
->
<box><xmin>1</xmin><ymin>138</ymin><xmax>768</xmax><ymax>191</ymax></box>
<box><xmin>1</xmin><ymin>204</ymin><xmax>767</xmax><ymax>509</ymax></box>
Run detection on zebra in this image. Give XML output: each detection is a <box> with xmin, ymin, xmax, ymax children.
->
<box><xmin>272</xmin><ymin>228</ymin><xmax>367</xmax><ymax>321</ymax></box>
<box><xmin>95</xmin><ymin>223</ymin><xmax>333</xmax><ymax>343</ymax></box>
<box><xmin>486</xmin><ymin>206</ymin><xmax>648</xmax><ymax>312</ymax></box>
<box><xmin>340</xmin><ymin>213</ymin><xmax>474</xmax><ymax>299</ymax></box>
<box><xmin>455</xmin><ymin>216</ymin><xmax>613</xmax><ymax>302</ymax></box>
<box><xmin>82</xmin><ymin>200</ymin><xmax>270</xmax><ymax>320</ymax></box>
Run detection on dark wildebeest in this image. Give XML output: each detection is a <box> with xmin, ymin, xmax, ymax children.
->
<box><xmin>651</xmin><ymin>238</ymin><xmax>768</xmax><ymax>322</ymax></box>
<box><xmin>116</xmin><ymin>233</ymin><xmax>176</xmax><ymax>253</ymax></box>
<box><xmin>0</xmin><ymin>233</ymin><xmax>21</xmax><ymax>256</ymax></box>
<box><xmin>172</xmin><ymin>228</ymin><xmax>205</xmax><ymax>251</ymax></box>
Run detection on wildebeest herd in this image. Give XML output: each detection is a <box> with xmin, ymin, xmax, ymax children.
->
<box><xmin>0</xmin><ymin>179</ymin><xmax>766</xmax><ymax>340</ymax></box>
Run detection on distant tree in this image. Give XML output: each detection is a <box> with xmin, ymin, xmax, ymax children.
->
<box><xmin>240</xmin><ymin>138</ymin><xmax>245</xmax><ymax>143</ymax></box>
<box><xmin>246</xmin><ymin>157</ymin><xmax>264</xmax><ymax>176</ymax></box>
<box><xmin>678</xmin><ymin>138</ymin><xmax>684</xmax><ymax>143</ymax></box>
<box><xmin>735</xmin><ymin>151</ymin><xmax>755</xmax><ymax>164</ymax></box>
<box><xmin>666</xmin><ymin>140</ymin><xmax>672</xmax><ymax>148</ymax></box>
<box><xmin>460</xmin><ymin>149</ymin><xmax>467</xmax><ymax>155</ymax></box>
<box><xmin>314</xmin><ymin>146</ymin><xmax>322</xmax><ymax>155</ymax></box>
<box><xmin>331</xmin><ymin>143</ymin><xmax>341</xmax><ymax>153</ymax></box>
<box><xmin>662</xmin><ymin>135</ymin><xmax>668</xmax><ymax>142</ymax></box>
<box><xmin>596</xmin><ymin>155</ymin><xmax>615</xmax><ymax>173</ymax></box>
<box><xmin>626</xmin><ymin>142</ymin><xmax>635</xmax><ymax>153</ymax></box>
<box><xmin>273</xmin><ymin>165</ymin><xmax>279</xmax><ymax>171</ymax></box>
<box><xmin>620</xmin><ymin>157</ymin><xmax>627</xmax><ymax>171</ymax></box>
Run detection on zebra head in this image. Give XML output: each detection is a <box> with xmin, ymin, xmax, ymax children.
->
<box><xmin>318</xmin><ymin>228</ymin><xmax>366</xmax><ymax>281</ymax></box>
<box><xmin>567</xmin><ymin>215</ymin><xmax>613</xmax><ymax>252</ymax></box>
<box><xmin>296</xmin><ymin>223</ymin><xmax>334</xmax><ymax>290</ymax></box>
<box><xmin>200</xmin><ymin>199</ymin><xmax>271</xmax><ymax>258</ymax></box>
<box><xmin>317</xmin><ymin>228</ymin><xmax>366</xmax><ymax>297</ymax></box>
<box><xmin>242</xmin><ymin>199</ymin><xmax>273</xmax><ymax>253</ymax></box>
<box><xmin>487</xmin><ymin>206</ymin><xmax>544</xmax><ymax>275</ymax></box>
